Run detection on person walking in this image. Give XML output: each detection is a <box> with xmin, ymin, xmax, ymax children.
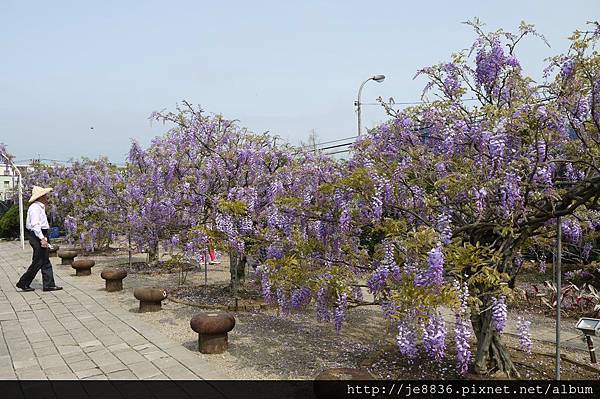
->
<box><xmin>15</xmin><ymin>186</ymin><xmax>63</xmax><ymax>292</ymax></box>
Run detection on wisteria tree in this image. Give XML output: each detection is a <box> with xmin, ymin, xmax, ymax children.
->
<box><xmin>21</xmin><ymin>20</ymin><xmax>599</xmax><ymax>379</ymax></box>
<box><xmin>128</xmin><ymin>103</ymin><xmax>298</xmax><ymax>288</ymax></box>
<box><xmin>25</xmin><ymin>158</ymin><xmax>126</xmax><ymax>252</ymax></box>
<box><xmin>259</xmin><ymin>21</ymin><xmax>600</xmax><ymax>377</ymax></box>
<box><xmin>357</xmin><ymin>21</ymin><xmax>600</xmax><ymax>376</ymax></box>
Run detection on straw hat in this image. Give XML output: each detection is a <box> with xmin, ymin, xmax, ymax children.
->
<box><xmin>28</xmin><ymin>186</ymin><xmax>53</xmax><ymax>203</ymax></box>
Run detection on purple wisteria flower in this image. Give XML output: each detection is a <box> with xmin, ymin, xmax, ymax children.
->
<box><xmin>291</xmin><ymin>287</ymin><xmax>311</xmax><ymax>309</ymax></box>
<box><xmin>255</xmin><ymin>265</ymin><xmax>273</xmax><ymax>303</ymax></box>
<box><xmin>316</xmin><ymin>286</ymin><xmax>331</xmax><ymax>322</ymax></box>
<box><xmin>565</xmin><ymin>163</ymin><xmax>584</xmax><ymax>182</ymax></box>
<box><xmin>500</xmin><ymin>170</ymin><xmax>522</xmax><ymax>214</ymax></box>
<box><xmin>538</xmin><ymin>256</ymin><xmax>547</xmax><ymax>273</ymax></box>
<box><xmin>334</xmin><ymin>293</ymin><xmax>348</xmax><ymax>334</ymax></box>
<box><xmin>516</xmin><ymin>317</ymin><xmax>532</xmax><ymax>354</ymax></box>
<box><xmin>380</xmin><ymin>300</ymin><xmax>397</xmax><ymax>320</ymax></box>
<box><xmin>437</xmin><ymin>212</ymin><xmax>452</xmax><ymax>244</ymax></box>
<box><xmin>489</xmin><ymin>130</ymin><xmax>506</xmax><ymax>162</ymax></box>
<box><xmin>491</xmin><ymin>296</ymin><xmax>507</xmax><ymax>332</ymax></box>
<box><xmin>396</xmin><ymin>320</ymin><xmax>418</xmax><ymax>361</ymax></box>
<box><xmin>561</xmin><ymin>58</ymin><xmax>575</xmax><ymax>78</ymax></box>
<box><xmin>454</xmin><ymin>315</ymin><xmax>472</xmax><ymax>375</ymax></box>
<box><xmin>371</xmin><ymin>190</ymin><xmax>383</xmax><ymax>221</ymax></box>
<box><xmin>64</xmin><ymin>216</ymin><xmax>77</xmax><ymax>234</ymax></box>
<box><xmin>475</xmin><ymin>38</ymin><xmax>506</xmax><ymax>88</ymax></box>
<box><xmin>266</xmin><ymin>244</ymin><xmax>283</xmax><ymax>260</ymax></box>
<box><xmin>474</xmin><ymin>188</ymin><xmax>487</xmax><ymax>213</ymax></box>
<box><xmin>382</xmin><ymin>242</ymin><xmax>401</xmax><ymax>278</ymax></box>
<box><xmin>414</xmin><ymin>245</ymin><xmax>444</xmax><ymax>287</ymax></box>
<box><xmin>453</xmin><ymin>280</ymin><xmax>472</xmax><ymax>375</ymax></box>
<box><xmin>367</xmin><ymin>263</ymin><xmax>389</xmax><ymax>294</ymax></box>
<box><xmin>562</xmin><ymin>219</ymin><xmax>582</xmax><ymax>243</ymax></box>
<box><xmin>339</xmin><ymin>208</ymin><xmax>351</xmax><ymax>232</ymax></box>
<box><xmin>422</xmin><ymin>314</ymin><xmax>447</xmax><ymax>363</ymax></box>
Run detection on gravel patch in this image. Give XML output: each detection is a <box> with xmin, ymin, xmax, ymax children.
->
<box><xmin>76</xmin><ymin>251</ymin><xmax>391</xmax><ymax>379</ymax></box>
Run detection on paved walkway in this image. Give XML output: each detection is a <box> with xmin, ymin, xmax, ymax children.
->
<box><xmin>0</xmin><ymin>239</ymin><xmax>596</xmax><ymax>384</ymax></box>
<box><xmin>0</xmin><ymin>240</ymin><xmax>226</xmax><ymax>381</ymax></box>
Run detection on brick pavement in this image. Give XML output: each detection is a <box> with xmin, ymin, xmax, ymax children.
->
<box><xmin>0</xmin><ymin>240</ymin><xmax>227</xmax><ymax>382</ymax></box>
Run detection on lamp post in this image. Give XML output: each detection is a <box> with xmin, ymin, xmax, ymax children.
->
<box><xmin>574</xmin><ymin>317</ymin><xmax>600</xmax><ymax>363</ymax></box>
<box><xmin>355</xmin><ymin>75</ymin><xmax>385</xmax><ymax>136</ymax></box>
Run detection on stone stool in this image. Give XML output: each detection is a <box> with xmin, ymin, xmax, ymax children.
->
<box><xmin>72</xmin><ymin>259</ymin><xmax>95</xmax><ymax>276</ymax></box>
<box><xmin>314</xmin><ymin>368</ymin><xmax>374</xmax><ymax>399</ymax></box>
<box><xmin>48</xmin><ymin>245</ymin><xmax>60</xmax><ymax>258</ymax></box>
<box><xmin>134</xmin><ymin>287</ymin><xmax>167</xmax><ymax>312</ymax></box>
<box><xmin>190</xmin><ymin>312</ymin><xmax>235</xmax><ymax>354</ymax></box>
<box><xmin>57</xmin><ymin>249</ymin><xmax>77</xmax><ymax>265</ymax></box>
<box><xmin>100</xmin><ymin>268</ymin><xmax>127</xmax><ymax>292</ymax></box>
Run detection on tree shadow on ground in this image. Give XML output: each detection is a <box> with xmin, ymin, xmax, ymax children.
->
<box><xmin>169</xmin><ymin>303</ymin><xmax>390</xmax><ymax>379</ymax></box>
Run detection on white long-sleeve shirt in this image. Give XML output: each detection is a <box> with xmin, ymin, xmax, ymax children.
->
<box><xmin>26</xmin><ymin>201</ymin><xmax>49</xmax><ymax>240</ymax></box>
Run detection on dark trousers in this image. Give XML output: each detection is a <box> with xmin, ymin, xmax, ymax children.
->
<box><xmin>17</xmin><ymin>229</ymin><xmax>56</xmax><ymax>289</ymax></box>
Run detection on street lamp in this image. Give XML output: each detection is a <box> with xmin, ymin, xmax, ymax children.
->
<box><xmin>575</xmin><ymin>317</ymin><xmax>600</xmax><ymax>363</ymax></box>
<box><xmin>355</xmin><ymin>74</ymin><xmax>386</xmax><ymax>136</ymax></box>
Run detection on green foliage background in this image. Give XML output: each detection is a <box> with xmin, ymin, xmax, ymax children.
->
<box><xmin>0</xmin><ymin>205</ymin><xmax>23</xmax><ymax>238</ymax></box>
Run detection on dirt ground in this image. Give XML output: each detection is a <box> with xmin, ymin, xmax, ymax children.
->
<box><xmin>68</xmin><ymin>246</ymin><xmax>388</xmax><ymax>379</ymax></box>
<box><xmin>68</xmin><ymin>243</ymin><xmax>600</xmax><ymax>380</ymax></box>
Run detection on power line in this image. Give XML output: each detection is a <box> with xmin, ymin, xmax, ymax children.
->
<box><xmin>315</xmin><ymin>142</ymin><xmax>353</xmax><ymax>151</ymax></box>
<box><xmin>360</xmin><ymin>98</ymin><xmax>479</xmax><ymax>106</ymax></box>
<box><xmin>301</xmin><ymin>135</ymin><xmax>357</xmax><ymax>148</ymax></box>
<box><xmin>324</xmin><ymin>149</ymin><xmax>351</xmax><ymax>156</ymax></box>
<box><xmin>305</xmin><ymin>98</ymin><xmax>485</xmax><ymax>151</ymax></box>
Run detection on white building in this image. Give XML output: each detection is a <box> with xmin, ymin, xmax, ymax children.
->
<box><xmin>0</xmin><ymin>164</ymin><xmax>30</xmax><ymax>201</ymax></box>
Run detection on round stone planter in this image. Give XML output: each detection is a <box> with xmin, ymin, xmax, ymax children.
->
<box><xmin>57</xmin><ymin>249</ymin><xmax>77</xmax><ymax>265</ymax></box>
<box><xmin>190</xmin><ymin>312</ymin><xmax>235</xmax><ymax>354</ymax></box>
<box><xmin>134</xmin><ymin>287</ymin><xmax>167</xmax><ymax>312</ymax></box>
<box><xmin>48</xmin><ymin>245</ymin><xmax>60</xmax><ymax>258</ymax></box>
<box><xmin>71</xmin><ymin>259</ymin><xmax>95</xmax><ymax>276</ymax></box>
<box><xmin>100</xmin><ymin>268</ymin><xmax>127</xmax><ymax>292</ymax></box>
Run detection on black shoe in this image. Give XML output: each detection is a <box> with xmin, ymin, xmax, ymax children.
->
<box><xmin>16</xmin><ymin>283</ymin><xmax>35</xmax><ymax>292</ymax></box>
<box><xmin>43</xmin><ymin>286</ymin><xmax>63</xmax><ymax>292</ymax></box>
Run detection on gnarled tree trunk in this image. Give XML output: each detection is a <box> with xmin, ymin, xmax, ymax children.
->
<box><xmin>470</xmin><ymin>299</ymin><xmax>520</xmax><ymax>378</ymax></box>
<box><xmin>463</xmin><ymin>234</ymin><xmax>527</xmax><ymax>378</ymax></box>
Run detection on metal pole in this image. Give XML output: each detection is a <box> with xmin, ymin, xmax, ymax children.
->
<box><xmin>555</xmin><ymin>216</ymin><xmax>562</xmax><ymax>380</ymax></box>
<box><xmin>204</xmin><ymin>249</ymin><xmax>208</xmax><ymax>292</ymax></box>
<box><xmin>18</xmin><ymin>174</ymin><xmax>24</xmax><ymax>250</ymax></box>
<box><xmin>585</xmin><ymin>336</ymin><xmax>597</xmax><ymax>363</ymax></box>
<box><xmin>357</xmin><ymin>98</ymin><xmax>362</xmax><ymax>136</ymax></box>
<box><xmin>356</xmin><ymin>78</ymin><xmax>370</xmax><ymax>136</ymax></box>
<box><xmin>128</xmin><ymin>229</ymin><xmax>132</xmax><ymax>268</ymax></box>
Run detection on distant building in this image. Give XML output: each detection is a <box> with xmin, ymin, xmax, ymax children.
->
<box><xmin>0</xmin><ymin>164</ymin><xmax>32</xmax><ymax>201</ymax></box>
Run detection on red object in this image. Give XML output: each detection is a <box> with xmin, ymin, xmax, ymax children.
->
<box><xmin>209</xmin><ymin>248</ymin><xmax>217</xmax><ymax>262</ymax></box>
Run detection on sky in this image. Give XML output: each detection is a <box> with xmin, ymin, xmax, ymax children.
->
<box><xmin>0</xmin><ymin>0</ymin><xmax>596</xmax><ymax>163</ymax></box>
